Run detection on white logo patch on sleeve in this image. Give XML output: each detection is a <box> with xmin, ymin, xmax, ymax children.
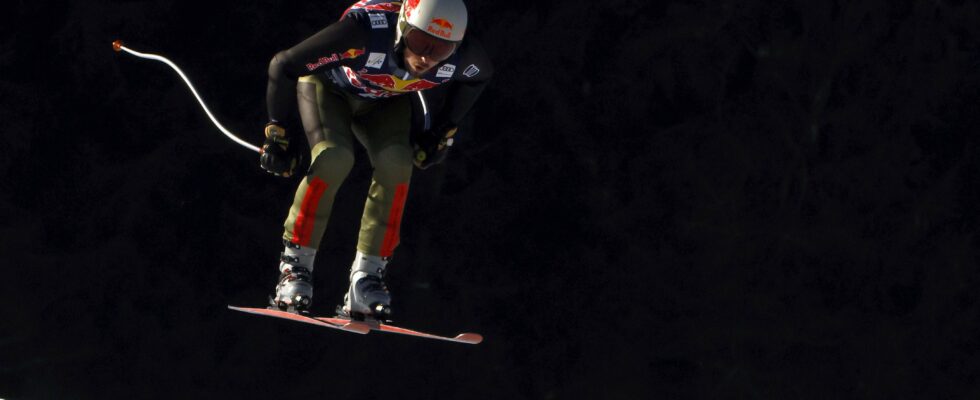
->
<box><xmin>366</xmin><ymin>52</ymin><xmax>387</xmax><ymax>69</ymax></box>
<box><xmin>369</xmin><ymin>13</ymin><xmax>389</xmax><ymax>29</ymax></box>
<box><xmin>462</xmin><ymin>64</ymin><xmax>480</xmax><ymax>78</ymax></box>
<box><xmin>436</xmin><ymin>64</ymin><xmax>456</xmax><ymax>78</ymax></box>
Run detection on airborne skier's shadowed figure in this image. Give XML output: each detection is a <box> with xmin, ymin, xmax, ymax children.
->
<box><xmin>258</xmin><ymin>0</ymin><xmax>492</xmax><ymax>322</ymax></box>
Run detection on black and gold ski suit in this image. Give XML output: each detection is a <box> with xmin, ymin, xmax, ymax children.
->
<box><xmin>266</xmin><ymin>0</ymin><xmax>492</xmax><ymax>257</ymax></box>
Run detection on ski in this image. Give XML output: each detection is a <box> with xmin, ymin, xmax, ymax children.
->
<box><xmin>318</xmin><ymin>315</ymin><xmax>483</xmax><ymax>344</ymax></box>
<box><xmin>228</xmin><ymin>306</ymin><xmax>482</xmax><ymax>344</ymax></box>
<box><xmin>227</xmin><ymin>306</ymin><xmax>369</xmax><ymax>334</ymax></box>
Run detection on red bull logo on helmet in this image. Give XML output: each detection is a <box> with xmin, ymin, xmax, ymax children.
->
<box><xmin>405</xmin><ymin>0</ymin><xmax>421</xmax><ymax>18</ymax></box>
<box><xmin>431</xmin><ymin>18</ymin><xmax>453</xmax><ymax>29</ymax></box>
<box><xmin>427</xmin><ymin>18</ymin><xmax>453</xmax><ymax>39</ymax></box>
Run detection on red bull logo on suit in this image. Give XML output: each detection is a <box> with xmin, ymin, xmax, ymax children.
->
<box><xmin>359</xmin><ymin>72</ymin><xmax>439</xmax><ymax>92</ymax></box>
<box><xmin>306</xmin><ymin>48</ymin><xmax>366</xmax><ymax>72</ymax></box>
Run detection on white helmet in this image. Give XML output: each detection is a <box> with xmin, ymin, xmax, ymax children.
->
<box><xmin>397</xmin><ymin>0</ymin><xmax>468</xmax><ymax>43</ymax></box>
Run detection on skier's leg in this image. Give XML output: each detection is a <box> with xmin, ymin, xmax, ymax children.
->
<box><xmin>273</xmin><ymin>75</ymin><xmax>356</xmax><ymax>311</ymax></box>
<box><xmin>282</xmin><ymin>76</ymin><xmax>357</xmax><ymax>246</ymax></box>
<box><xmin>342</xmin><ymin>95</ymin><xmax>414</xmax><ymax>317</ymax></box>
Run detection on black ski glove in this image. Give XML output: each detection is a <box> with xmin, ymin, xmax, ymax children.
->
<box><xmin>260</xmin><ymin>123</ymin><xmax>301</xmax><ymax>177</ymax></box>
<box><xmin>412</xmin><ymin>123</ymin><xmax>458</xmax><ymax>169</ymax></box>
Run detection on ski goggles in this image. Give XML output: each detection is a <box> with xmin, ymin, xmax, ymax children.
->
<box><xmin>403</xmin><ymin>27</ymin><xmax>458</xmax><ymax>61</ymax></box>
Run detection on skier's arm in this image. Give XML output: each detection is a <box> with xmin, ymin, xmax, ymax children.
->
<box><xmin>266</xmin><ymin>17</ymin><xmax>369</xmax><ymax>124</ymax></box>
<box><xmin>436</xmin><ymin>37</ymin><xmax>494</xmax><ymax>128</ymax></box>
<box><xmin>413</xmin><ymin>38</ymin><xmax>493</xmax><ymax>169</ymax></box>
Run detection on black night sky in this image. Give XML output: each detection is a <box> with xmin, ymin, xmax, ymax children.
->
<box><xmin>3</xmin><ymin>0</ymin><xmax>980</xmax><ymax>398</ymax></box>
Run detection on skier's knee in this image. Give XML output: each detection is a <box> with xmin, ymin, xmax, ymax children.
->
<box><xmin>376</xmin><ymin>144</ymin><xmax>413</xmax><ymax>168</ymax></box>
<box><xmin>373</xmin><ymin>144</ymin><xmax>413</xmax><ymax>183</ymax></box>
<box><xmin>308</xmin><ymin>144</ymin><xmax>355</xmax><ymax>180</ymax></box>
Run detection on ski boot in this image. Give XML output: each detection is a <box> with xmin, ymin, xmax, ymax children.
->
<box><xmin>270</xmin><ymin>240</ymin><xmax>317</xmax><ymax>313</ymax></box>
<box><xmin>339</xmin><ymin>252</ymin><xmax>392</xmax><ymax>322</ymax></box>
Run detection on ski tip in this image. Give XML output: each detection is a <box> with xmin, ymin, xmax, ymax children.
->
<box><xmin>454</xmin><ymin>333</ymin><xmax>483</xmax><ymax>344</ymax></box>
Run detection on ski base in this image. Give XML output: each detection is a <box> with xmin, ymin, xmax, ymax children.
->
<box><xmin>228</xmin><ymin>306</ymin><xmax>482</xmax><ymax>345</ymax></box>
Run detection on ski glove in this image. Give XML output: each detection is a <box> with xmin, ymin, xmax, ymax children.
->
<box><xmin>260</xmin><ymin>123</ymin><xmax>301</xmax><ymax>177</ymax></box>
<box><xmin>412</xmin><ymin>123</ymin><xmax>458</xmax><ymax>169</ymax></box>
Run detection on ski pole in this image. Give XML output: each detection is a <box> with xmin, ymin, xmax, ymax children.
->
<box><xmin>112</xmin><ymin>40</ymin><xmax>261</xmax><ymax>154</ymax></box>
<box><xmin>417</xmin><ymin>91</ymin><xmax>431</xmax><ymax>131</ymax></box>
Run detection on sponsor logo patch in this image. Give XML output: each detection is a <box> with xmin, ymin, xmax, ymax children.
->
<box><xmin>341</xmin><ymin>48</ymin><xmax>365</xmax><ymax>60</ymax></box>
<box><xmin>359</xmin><ymin>72</ymin><xmax>439</xmax><ymax>92</ymax></box>
<box><xmin>307</xmin><ymin>55</ymin><xmax>338</xmax><ymax>71</ymax></box>
<box><xmin>369</xmin><ymin>13</ymin><xmax>388</xmax><ymax>29</ymax></box>
<box><xmin>462</xmin><ymin>64</ymin><xmax>480</xmax><ymax>78</ymax></box>
<box><xmin>305</xmin><ymin>48</ymin><xmax>365</xmax><ymax>72</ymax></box>
<box><xmin>436</xmin><ymin>64</ymin><xmax>456</xmax><ymax>78</ymax></box>
<box><xmin>366</xmin><ymin>52</ymin><xmax>387</xmax><ymax>69</ymax></box>
<box><xmin>355</xmin><ymin>1</ymin><xmax>401</xmax><ymax>13</ymax></box>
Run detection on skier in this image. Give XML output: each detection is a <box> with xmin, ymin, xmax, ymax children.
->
<box><xmin>259</xmin><ymin>0</ymin><xmax>493</xmax><ymax>319</ymax></box>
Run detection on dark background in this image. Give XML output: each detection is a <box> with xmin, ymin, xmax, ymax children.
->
<box><xmin>2</xmin><ymin>0</ymin><xmax>979</xmax><ymax>398</ymax></box>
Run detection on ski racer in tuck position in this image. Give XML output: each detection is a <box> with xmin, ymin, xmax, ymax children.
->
<box><xmin>259</xmin><ymin>0</ymin><xmax>493</xmax><ymax>320</ymax></box>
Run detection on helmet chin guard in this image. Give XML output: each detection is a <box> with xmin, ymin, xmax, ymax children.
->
<box><xmin>397</xmin><ymin>0</ymin><xmax>468</xmax><ymax>44</ymax></box>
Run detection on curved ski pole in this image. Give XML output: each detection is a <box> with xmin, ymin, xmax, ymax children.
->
<box><xmin>417</xmin><ymin>91</ymin><xmax>431</xmax><ymax>131</ymax></box>
<box><xmin>112</xmin><ymin>40</ymin><xmax>261</xmax><ymax>154</ymax></box>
